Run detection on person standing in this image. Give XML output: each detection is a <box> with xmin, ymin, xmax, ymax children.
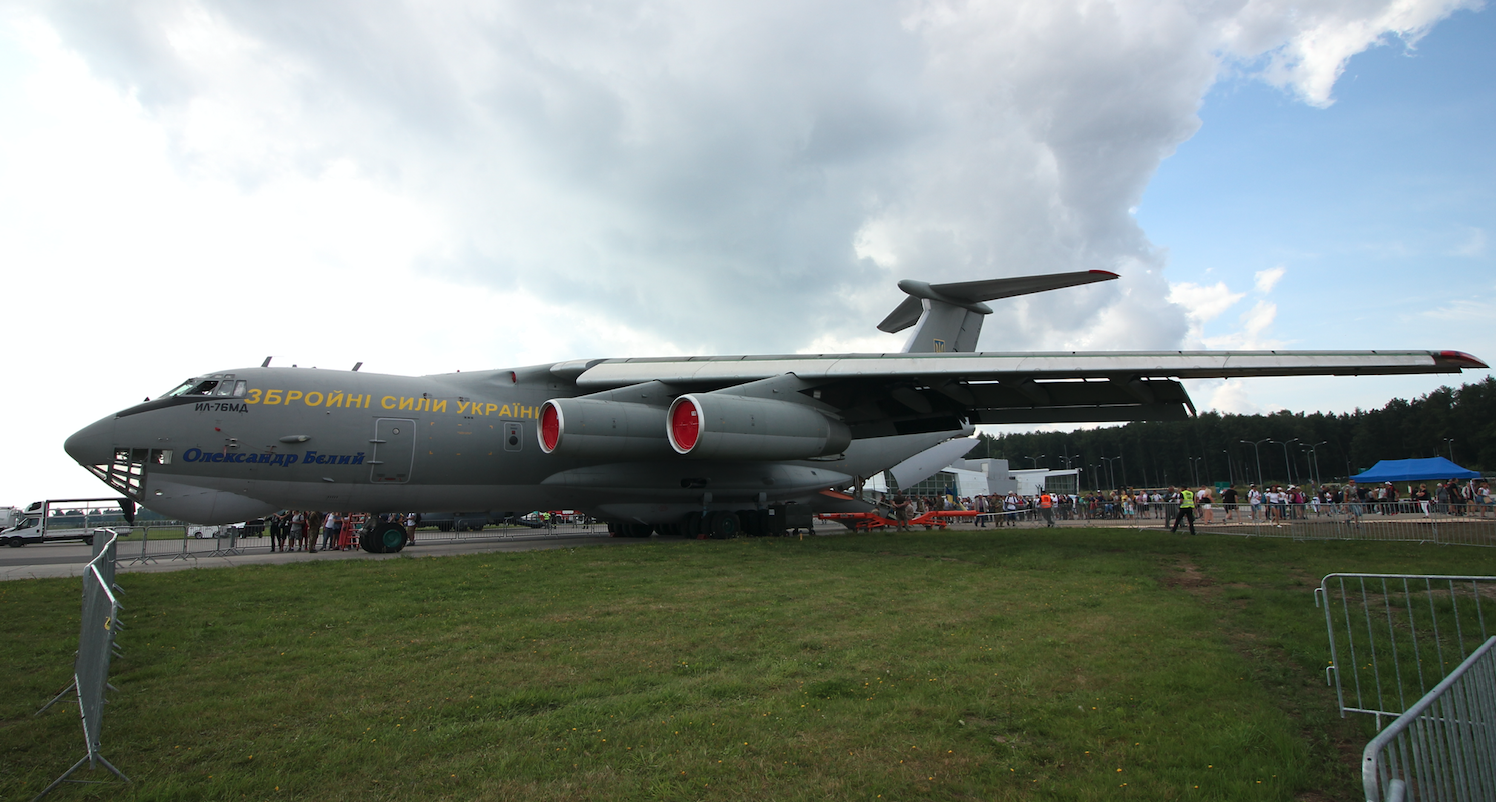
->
<box><xmin>289</xmin><ymin>511</ymin><xmax>305</xmax><ymax>552</ymax></box>
<box><xmin>1221</xmin><ymin>485</ymin><xmax>1238</xmax><ymax>521</ymax></box>
<box><xmin>890</xmin><ymin>494</ymin><xmax>912</xmax><ymax>532</ymax></box>
<box><xmin>1170</xmin><ymin>486</ymin><xmax>1196</xmax><ymax>535</ymax></box>
<box><xmin>1039</xmin><ymin>491</ymin><xmax>1055</xmax><ymax>527</ymax></box>
<box><xmin>322</xmin><ymin>511</ymin><xmax>342</xmax><ymax>550</ymax></box>
<box><xmin>1346</xmin><ymin>480</ymin><xmax>1364</xmax><ymax>521</ymax></box>
<box><xmin>1413</xmin><ymin>485</ymin><xmax>1432</xmax><ymax>516</ymax></box>
<box><xmin>305</xmin><ymin>510</ymin><xmax>322</xmax><ymax>552</ymax></box>
<box><xmin>405</xmin><ymin>511</ymin><xmax>418</xmax><ymax>544</ymax></box>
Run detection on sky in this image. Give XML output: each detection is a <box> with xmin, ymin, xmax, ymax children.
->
<box><xmin>1</xmin><ymin>0</ymin><xmax>1492</xmax><ymax>503</ymax></box>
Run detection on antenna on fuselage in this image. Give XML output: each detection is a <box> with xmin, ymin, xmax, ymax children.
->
<box><xmin>262</xmin><ymin>356</ymin><xmax>273</xmax><ymax>367</ymax></box>
<box><xmin>352</xmin><ymin>362</ymin><xmax>363</xmax><ymax>372</ymax></box>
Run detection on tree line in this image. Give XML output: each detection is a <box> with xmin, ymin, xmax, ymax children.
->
<box><xmin>975</xmin><ymin>377</ymin><xmax>1496</xmax><ymax>491</ymax></box>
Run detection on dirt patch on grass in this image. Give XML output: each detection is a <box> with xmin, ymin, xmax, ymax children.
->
<box><xmin>1159</xmin><ymin>559</ymin><xmax>1215</xmax><ymax>592</ymax></box>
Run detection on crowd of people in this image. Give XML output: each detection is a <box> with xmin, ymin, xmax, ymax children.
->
<box><xmin>262</xmin><ymin>511</ymin><xmax>420</xmax><ymax>553</ymax></box>
<box><xmin>875</xmin><ymin>476</ymin><xmax>1493</xmax><ymax>531</ymax></box>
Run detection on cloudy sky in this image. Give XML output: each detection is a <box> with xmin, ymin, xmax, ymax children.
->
<box><xmin>2</xmin><ymin>0</ymin><xmax>1492</xmax><ymax>502</ymax></box>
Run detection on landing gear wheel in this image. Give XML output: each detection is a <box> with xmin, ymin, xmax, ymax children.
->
<box><xmin>740</xmin><ymin>510</ymin><xmax>767</xmax><ymax>537</ymax></box>
<box><xmin>685</xmin><ymin>512</ymin><xmax>703</xmax><ymax>539</ymax></box>
<box><xmin>707</xmin><ymin>511</ymin><xmax>741</xmax><ymax>539</ymax></box>
<box><xmin>362</xmin><ymin>522</ymin><xmax>408</xmax><ymax>553</ymax></box>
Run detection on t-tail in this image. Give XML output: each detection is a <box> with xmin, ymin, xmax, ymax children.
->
<box><xmin>878</xmin><ymin>270</ymin><xmax>1119</xmax><ymax>353</ymax></box>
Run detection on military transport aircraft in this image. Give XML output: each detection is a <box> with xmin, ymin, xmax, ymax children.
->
<box><xmin>64</xmin><ymin>271</ymin><xmax>1485</xmax><ymax>552</ymax></box>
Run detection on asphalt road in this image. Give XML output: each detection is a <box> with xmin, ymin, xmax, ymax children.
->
<box><xmin>0</xmin><ymin>530</ymin><xmax>641</xmax><ymax>582</ymax></box>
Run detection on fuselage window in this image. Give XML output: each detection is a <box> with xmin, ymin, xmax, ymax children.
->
<box><xmin>233</xmin><ymin>380</ymin><xmax>247</xmax><ymax>397</ymax></box>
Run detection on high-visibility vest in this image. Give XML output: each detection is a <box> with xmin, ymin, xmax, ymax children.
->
<box><xmin>1040</xmin><ymin>493</ymin><xmax>1053</xmax><ymax>508</ymax></box>
<box><xmin>1180</xmin><ymin>489</ymin><xmax>1195</xmax><ymax>508</ymax></box>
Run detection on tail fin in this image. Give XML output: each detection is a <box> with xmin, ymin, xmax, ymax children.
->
<box><xmin>878</xmin><ymin>270</ymin><xmax>1118</xmax><ymax>353</ymax></box>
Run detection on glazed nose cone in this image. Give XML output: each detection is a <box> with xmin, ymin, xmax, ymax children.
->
<box><xmin>65</xmin><ymin>416</ymin><xmax>115</xmax><ymax>467</ymax></box>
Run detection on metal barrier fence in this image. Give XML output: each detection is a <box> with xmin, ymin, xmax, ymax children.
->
<box><xmin>1190</xmin><ymin>504</ymin><xmax>1496</xmax><ymax>547</ymax></box>
<box><xmin>1316</xmin><ymin>574</ymin><xmax>1496</xmax><ymax>725</ymax></box>
<box><xmin>1362</xmin><ymin>636</ymin><xmax>1496</xmax><ymax>802</ymax></box>
<box><xmin>36</xmin><ymin>530</ymin><xmax>129</xmax><ymax>798</ymax></box>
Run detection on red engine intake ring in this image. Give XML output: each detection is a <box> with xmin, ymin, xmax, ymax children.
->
<box><xmin>668</xmin><ymin>396</ymin><xmax>701</xmax><ymax>454</ymax></box>
<box><xmin>539</xmin><ymin>401</ymin><xmax>562</xmax><ymax>453</ymax></box>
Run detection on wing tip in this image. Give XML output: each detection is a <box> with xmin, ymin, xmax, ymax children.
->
<box><xmin>1088</xmin><ymin>269</ymin><xmax>1120</xmax><ymax>279</ymax></box>
<box><xmin>1437</xmin><ymin>350</ymin><xmax>1489</xmax><ymax>369</ymax></box>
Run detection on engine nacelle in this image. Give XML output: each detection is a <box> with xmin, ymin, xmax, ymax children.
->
<box><xmin>667</xmin><ymin>394</ymin><xmax>851</xmax><ymax>460</ymax></box>
<box><xmin>538</xmin><ymin>398</ymin><xmax>672</xmax><ymax>460</ymax></box>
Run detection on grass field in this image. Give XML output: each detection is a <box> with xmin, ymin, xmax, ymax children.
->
<box><xmin>0</xmin><ymin>529</ymin><xmax>1484</xmax><ymax>801</ymax></box>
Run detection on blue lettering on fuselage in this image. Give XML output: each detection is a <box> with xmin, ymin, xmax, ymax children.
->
<box><xmin>180</xmin><ymin>448</ymin><xmax>365</xmax><ymax>467</ymax></box>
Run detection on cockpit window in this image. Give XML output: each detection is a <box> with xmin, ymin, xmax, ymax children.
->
<box><xmin>164</xmin><ymin>378</ymin><xmax>220</xmax><ymax>397</ymax></box>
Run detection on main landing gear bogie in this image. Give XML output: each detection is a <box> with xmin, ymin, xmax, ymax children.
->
<box><xmin>361</xmin><ymin>521</ymin><xmax>409</xmax><ymax>554</ymax></box>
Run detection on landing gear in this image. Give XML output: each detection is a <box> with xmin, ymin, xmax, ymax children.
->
<box><xmin>608</xmin><ymin>523</ymin><xmax>654</xmax><ymax>538</ymax></box>
<box><xmin>739</xmin><ymin>510</ymin><xmax>770</xmax><ymax>537</ymax></box>
<box><xmin>361</xmin><ymin>521</ymin><xmax>409</xmax><ymax>553</ymax></box>
<box><xmin>706</xmin><ymin>511</ymin><xmax>741</xmax><ymax>539</ymax></box>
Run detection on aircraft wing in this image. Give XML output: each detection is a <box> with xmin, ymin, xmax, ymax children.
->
<box><xmin>553</xmin><ymin>349</ymin><xmax>1486</xmax><ymax>432</ymax></box>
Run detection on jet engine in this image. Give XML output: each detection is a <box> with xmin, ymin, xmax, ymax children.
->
<box><xmin>538</xmin><ymin>398</ymin><xmax>673</xmax><ymax>460</ymax></box>
<box><xmin>667</xmin><ymin>394</ymin><xmax>850</xmax><ymax>460</ymax></box>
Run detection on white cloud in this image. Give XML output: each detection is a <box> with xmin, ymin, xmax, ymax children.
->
<box><xmin>1168</xmin><ymin>280</ymin><xmax>1247</xmax><ymax>347</ymax></box>
<box><xmin>1194</xmin><ymin>379</ymin><xmax>1264</xmax><ymax>414</ymax></box>
<box><xmin>1169</xmin><ymin>280</ymin><xmax>1247</xmax><ymax>322</ymax></box>
<box><xmin>1254</xmin><ymin>266</ymin><xmax>1287</xmax><ymax>294</ymax></box>
<box><xmin>1218</xmin><ymin>0</ymin><xmax>1483</xmax><ymax>107</ymax></box>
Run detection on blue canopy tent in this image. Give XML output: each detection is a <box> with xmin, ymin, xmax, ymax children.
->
<box><xmin>1349</xmin><ymin>457</ymin><xmax>1480</xmax><ymax>484</ymax></box>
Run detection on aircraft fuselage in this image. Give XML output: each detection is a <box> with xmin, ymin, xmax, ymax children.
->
<box><xmin>65</xmin><ymin>364</ymin><xmax>951</xmax><ymax>526</ymax></box>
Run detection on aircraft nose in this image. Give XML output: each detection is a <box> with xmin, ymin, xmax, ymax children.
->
<box><xmin>65</xmin><ymin>416</ymin><xmax>116</xmax><ymax>467</ymax></box>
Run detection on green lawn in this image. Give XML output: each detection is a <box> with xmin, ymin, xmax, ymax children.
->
<box><xmin>0</xmin><ymin>529</ymin><xmax>1482</xmax><ymax>800</ymax></box>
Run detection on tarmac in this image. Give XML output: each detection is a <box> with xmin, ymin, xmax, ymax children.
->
<box><xmin>0</xmin><ymin>528</ymin><xmax>634</xmax><ymax>582</ymax></box>
<box><xmin>0</xmin><ymin>516</ymin><xmax>1176</xmax><ymax>583</ymax></box>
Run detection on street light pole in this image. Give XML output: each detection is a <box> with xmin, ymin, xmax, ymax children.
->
<box><xmin>1269</xmin><ymin>438</ymin><xmax>1299</xmax><ymax>485</ymax></box>
<box><xmin>1444</xmin><ymin>438</ymin><xmax>1456</xmax><ymax>463</ymax></box>
<box><xmin>1241</xmin><ymin>439</ymin><xmax>1269</xmax><ymax>487</ymax></box>
<box><xmin>1303</xmin><ymin>441</ymin><xmax>1327</xmax><ymax>488</ymax></box>
<box><xmin>1102</xmin><ymin>456</ymin><xmax>1121</xmax><ymax>491</ymax></box>
<box><xmin>1222</xmin><ymin>449</ymin><xmax>1235</xmax><ymax>488</ymax></box>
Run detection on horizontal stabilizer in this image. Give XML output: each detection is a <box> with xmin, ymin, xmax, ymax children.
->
<box><xmin>878</xmin><ymin>270</ymin><xmax>1118</xmax><ymax>334</ymax></box>
<box><xmin>887</xmin><ymin>437</ymin><xmax>981</xmax><ymax>490</ymax></box>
